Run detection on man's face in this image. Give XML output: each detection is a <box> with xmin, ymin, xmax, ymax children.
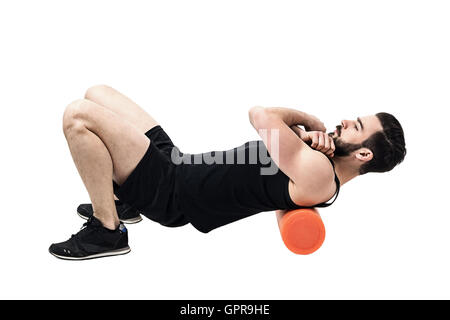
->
<box><xmin>328</xmin><ymin>115</ymin><xmax>383</xmax><ymax>157</ymax></box>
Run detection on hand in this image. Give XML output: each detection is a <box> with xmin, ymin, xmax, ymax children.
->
<box><xmin>303</xmin><ymin>114</ymin><xmax>326</xmax><ymax>132</ymax></box>
<box><xmin>300</xmin><ymin>131</ymin><xmax>335</xmax><ymax>158</ymax></box>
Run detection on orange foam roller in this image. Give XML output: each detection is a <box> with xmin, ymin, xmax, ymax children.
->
<box><xmin>277</xmin><ymin>208</ymin><xmax>326</xmax><ymax>255</ymax></box>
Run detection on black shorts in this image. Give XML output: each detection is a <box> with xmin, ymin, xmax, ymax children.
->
<box><xmin>113</xmin><ymin>125</ymin><xmax>188</xmax><ymax>228</ymax></box>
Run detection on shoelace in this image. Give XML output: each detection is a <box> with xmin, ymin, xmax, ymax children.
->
<box><xmin>72</xmin><ymin>217</ymin><xmax>94</xmax><ymax>236</ymax></box>
<box><xmin>68</xmin><ymin>218</ymin><xmax>99</xmax><ymax>253</ymax></box>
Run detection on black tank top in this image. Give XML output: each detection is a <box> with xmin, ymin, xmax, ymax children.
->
<box><xmin>174</xmin><ymin>140</ymin><xmax>340</xmax><ymax>233</ymax></box>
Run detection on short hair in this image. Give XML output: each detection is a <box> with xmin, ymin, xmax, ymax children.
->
<box><xmin>359</xmin><ymin>112</ymin><xmax>406</xmax><ymax>175</ymax></box>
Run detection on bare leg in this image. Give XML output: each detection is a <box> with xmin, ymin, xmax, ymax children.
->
<box><xmin>84</xmin><ymin>85</ymin><xmax>160</xmax><ymax>202</ymax></box>
<box><xmin>63</xmin><ymin>99</ymin><xmax>150</xmax><ymax>229</ymax></box>
<box><xmin>84</xmin><ymin>85</ymin><xmax>159</xmax><ymax>133</ymax></box>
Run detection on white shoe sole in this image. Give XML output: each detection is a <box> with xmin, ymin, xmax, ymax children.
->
<box><xmin>50</xmin><ymin>247</ymin><xmax>131</xmax><ymax>261</ymax></box>
<box><xmin>77</xmin><ymin>211</ymin><xmax>143</xmax><ymax>224</ymax></box>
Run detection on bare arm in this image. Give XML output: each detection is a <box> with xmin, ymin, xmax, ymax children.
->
<box><xmin>248</xmin><ymin>106</ymin><xmax>334</xmax><ymax>199</ymax></box>
<box><xmin>255</xmin><ymin>107</ymin><xmax>326</xmax><ymax>131</ymax></box>
<box><xmin>248</xmin><ymin>106</ymin><xmax>314</xmax><ymax>184</ymax></box>
<box><xmin>290</xmin><ymin>125</ymin><xmax>307</xmax><ymax>140</ymax></box>
<box><xmin>291</xmin><ymin>124</ymin><xmax>335</xmax><ymax>157</ymax></box>
<box><xmin>254</xmin><ymin>107</ymin><xmax>313</xmax><ymax>128</ymax></box>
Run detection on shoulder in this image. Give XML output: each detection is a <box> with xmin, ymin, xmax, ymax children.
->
<box><xmin>289</xmin><ymin>149</ymin><xmax>336</xmax><ymax>206</ymax></box>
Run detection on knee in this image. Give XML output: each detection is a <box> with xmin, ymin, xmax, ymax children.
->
<box><xmin>84</xmin><ymin>84</ymin><xmax>112</xmax><ymax>101</ymax></box>
<box><xmin>62</xmin><ymin>99</ymin><xmax>92</xmax><ymax>135</ymax></box>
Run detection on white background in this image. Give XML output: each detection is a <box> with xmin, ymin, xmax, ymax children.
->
<box><xmin>0</xmin><ymin>0</ymin><xmax>449</xmax><ymax>299</ymax></box>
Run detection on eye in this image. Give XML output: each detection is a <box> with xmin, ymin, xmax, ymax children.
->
<box><xmin>354</xmin><ymin>125</ymin><xmax>359</xmax><ymax>131</ymax></box>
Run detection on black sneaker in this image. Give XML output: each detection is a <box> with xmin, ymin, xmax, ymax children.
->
<box><xmin>77</xmin><ymin>200</ymin><xmax>142</xmax><ymax>224</ymax></box>
<box><xmin>49</xmin><ymin>216</ymin><xmax>131</xmax><ymax>261</ymax></box>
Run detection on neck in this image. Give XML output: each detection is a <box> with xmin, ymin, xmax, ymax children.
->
<box><xmin>330</xmin><ymin>156</ymin><xmax>360</xmax><ymax>186</ymax></box>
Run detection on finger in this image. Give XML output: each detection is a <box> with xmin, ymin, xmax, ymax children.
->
<box><xmin>324</xmin><ymin>136</ymin><xmax>334</xmax><ymax>156</ymax></box>
<box><xmin>301</xmin><ymin>130</ymin><xmax>311</xmax><ymax>143</ymax></box>
<box><xmin>330</xmin><ymin>137</ymin><xmax>335</xmax><ymax>153</ymax></box>
<box><xmin>325</xmin><ymin>146</ymin><xmax>334</xmax><ymax>157</ymax></box>
<box><xmin>323</xmin><ymin>133</ymin><xmax>330</xmax><ymax>152</ymax></box>
<box><xmin>316</xmin><ymin>133</ymin><xmax>325</xmax><ymax>151</ymax></box>
<box><xmin>310</xmin><ymin>132</ymin><xmax>319</xmax><ymax>148</ymax></box>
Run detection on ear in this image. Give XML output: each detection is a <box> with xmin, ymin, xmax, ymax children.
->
<box><xmin>355</xmin><ymin>147</ymin><xmax>373</xmax><ymax>162</ymax></box>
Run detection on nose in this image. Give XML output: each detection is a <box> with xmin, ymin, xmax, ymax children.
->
<box><xmin>341</xmin><ymin>120</ymin><xmax>350</xmax><ymax>129</ymax></box>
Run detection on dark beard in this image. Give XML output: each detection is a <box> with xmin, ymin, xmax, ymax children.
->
<box><xmin>328</xmin><ymin>132</ymin><xmax>362</xmax><ymax>157</ymax></box>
